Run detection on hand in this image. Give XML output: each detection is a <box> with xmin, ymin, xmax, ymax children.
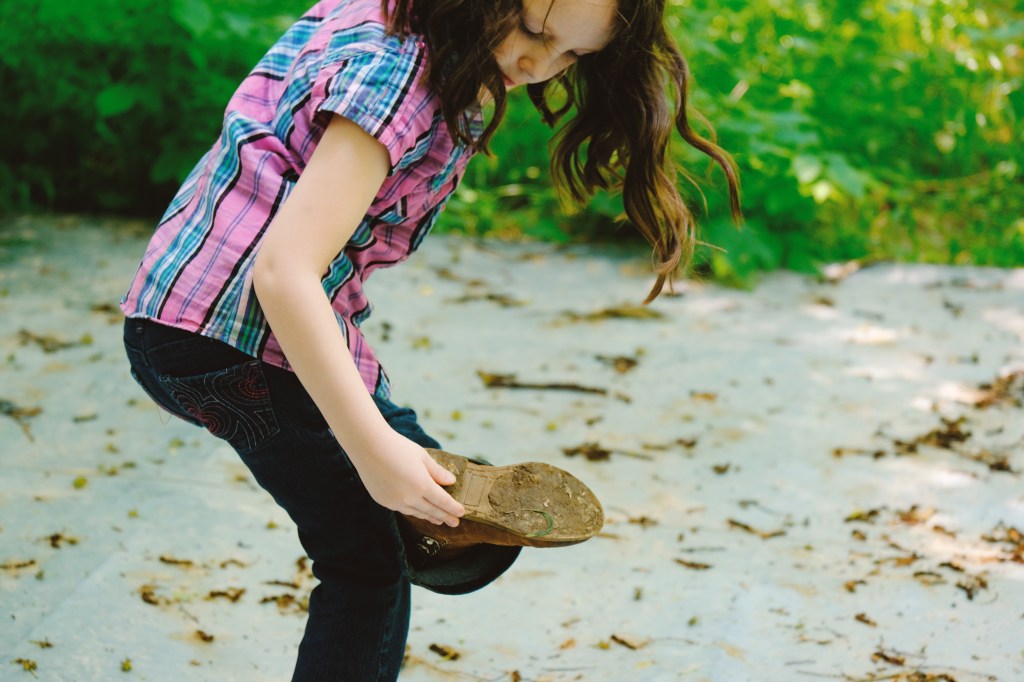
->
<box><xmin>349</xmin><ymin>431</ymin><xmax>465</xmax><ymax>526</ymax></box>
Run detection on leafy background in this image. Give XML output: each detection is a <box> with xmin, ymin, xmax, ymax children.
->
<box><xmin>1</xmin><ymin>0</ymin><xmax>1021</xmax><ymax>283</ymax></box>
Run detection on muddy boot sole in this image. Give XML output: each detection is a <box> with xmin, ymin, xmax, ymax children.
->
<box><xmin>427</xmin><ymin>448</ymin><xmax>604</xmax><ymax>548</ymax></box>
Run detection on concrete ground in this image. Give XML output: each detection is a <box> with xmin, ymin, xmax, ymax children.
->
<box><xmin>1</xmin><ymin>214</ymin><xmax>1022</xmax><ymax>682</ymax></box>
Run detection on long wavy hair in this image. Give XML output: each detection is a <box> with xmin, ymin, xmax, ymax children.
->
<box><xmin>384</xmin><ymin>0</ymin><xmax>742</xmax><ymax>302</ymax></box>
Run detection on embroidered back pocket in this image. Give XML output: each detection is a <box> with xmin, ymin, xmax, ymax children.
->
<box><xmin>158</xmin><ymin>360</ymin><xmax>280</xmax><ymax>454</ymax></box>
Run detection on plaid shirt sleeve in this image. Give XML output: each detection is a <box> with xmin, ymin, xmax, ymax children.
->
<box><xmin>312</xmin><ymin>29</ymin><xmax>433</xmax><ymax>168</ymax></box>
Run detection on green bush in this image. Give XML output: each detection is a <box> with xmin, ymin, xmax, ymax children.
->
<box><xmin>0</xmin><ymin>0</ymin><xmax>307</xmax><ymax>214</ymax></box>
<box><xmin>2</xmin><ymin>0</ymin><xmax>1022</xmax><ymax>281</ymax></box>
<box><xmin>443</xmin><ymin>0</ymin><xmax>1024</xmax><ymax>283</ymax></box>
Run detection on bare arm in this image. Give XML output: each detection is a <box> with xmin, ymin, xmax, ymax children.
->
<box><xmin>253</xmin><ymin>115</ymin><xmax>463</xmax><ymax>526</ymax></box>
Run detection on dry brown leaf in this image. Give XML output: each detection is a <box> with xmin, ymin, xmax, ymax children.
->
<box><xmin>206</xmin><ymin>588</ymin><xmax>246</xmax><ymax>602</ymax></box>
<box><xmin>956</xmin><ymin>574</ymin><xmax>988</xmax><ymax>600</ymax></box>
<box><xmin>44</xmin><ymin>533</ymin><xmax>78</xmax><ymax>549</ymax></box>
<box><xmin>0</xmin><ymin>398</ymin><xmax>42</xmax><ymax>441</ymax></box>
<box><xmin>895</xmin><ymin>505</ymin><xmax>935</xmax><ymax>525</ymax></box>
<box><xmin>595</xmin><ymin>354</ymin><xmax>640</xmax><ymax>374</ymax></box>
<box><xmin>1</xmin><ymin>559</ymin><xmax>36</xmax><ymax>571</ymax></box>
<box><xmin>727</xmin><ymin>519</ymin><xmax>785</xmax><ymax>539</ymax></box>
<box><xmin>845</xmin><ymin>509</ymin><xmax>883</xmax><ymax>524</ymax></box>
<box><xmin>561</xmin><ymin>305</ymin><xmax>665</xmax><ymax>323</ymax></box>
<box><xmin>428</xmin><ymin>643</ymin><xmax>461</xmax><ymax>661</ymax></box>
<box><xmin>675</xmin><ymin>559</ymin><xmax>712</xmax><ymax>571</ymax></box>
<box><xmin>610</xmin><ymin>633</ymin><xmax>651</xmax><ymax>650</ymax></box>
<box><xmin>139</xmin><ymin>584</ymin><xmax>167</xmax><ymax>606</ymax></box>
<box><xmin>870</xmin><ymin>649</ymin><xmax>906</xmax><ymax>666</ymax></box>
<box><xmin>562</xmin><ymin>442</ymin><xmax>611</xmax><ymax>461</ymax></box>
<box><xmin>854</xmin><ymin>612</ymin><xmax>877</xmax><ymax>627</ymax></box>
<box><xmin>477</xmin><ymin>371</ymin><xmax>609</xmax><ymax>396</ymax></box>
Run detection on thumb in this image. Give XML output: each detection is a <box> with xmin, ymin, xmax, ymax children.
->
<box><xmin>425</xmin><ymin>454</ymin><xmax>457</xmax><ymax>486</ymax></box>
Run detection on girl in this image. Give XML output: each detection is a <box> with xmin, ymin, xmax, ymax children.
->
<box><xmin>121</xmin><ymin>0</ymin><xmax>741</xmax><ymax>678</ymax></box>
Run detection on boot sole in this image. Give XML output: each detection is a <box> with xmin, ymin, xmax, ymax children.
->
<box><xmin>427</xmin><ymin>448</ymin><xmax>604</xmax><ymax>547</ymax></box>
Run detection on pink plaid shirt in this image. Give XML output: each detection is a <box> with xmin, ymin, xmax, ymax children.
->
<box><xmin>122</xmin><ymin>0</ymin><xmax>478</xmax><ymax>398</ymax></box>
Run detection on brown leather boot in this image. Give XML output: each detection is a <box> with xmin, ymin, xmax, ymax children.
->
<box><xmin>398</xmin><ymin>449</ymin><xmax>604</xmax><ymax>569</ymax></box>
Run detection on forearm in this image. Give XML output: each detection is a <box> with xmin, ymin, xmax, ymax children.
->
<box><xmin>253</xmin><ymin>266</ymin><xmax>390</xmax><ymax>463</ymax></box>
<box><xmin>248</xmin><ymin>114</ymin><xmax>461</xmax><ymax>524</ymax></box>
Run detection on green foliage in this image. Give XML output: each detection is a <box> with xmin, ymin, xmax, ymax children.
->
<box><xmin>442</xmin><ymin>0</ymin><xmax>1024</xmax><ymax>282</ymax></box>
<box><xmin>0</xmin><ymin>0</ymin><xmax>307</xmax><ymax>214</ymax></box>
<box><xmin>677</xmin><ymin>0</ymin><xmax>1024</xmax><ymax>281</ymax></box>
<box><xmin>1</xmin><ymin>0</ymin><xmax>1021</xmax><ymax>281</ymax></box>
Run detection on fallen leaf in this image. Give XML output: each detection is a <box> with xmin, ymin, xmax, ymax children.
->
<box><xmin>876</xmin><ymin>553</ymin><xmax>921</xmax><ymax>568</ymax></box>
<box><xmin>974</xmin><ymin>369</ymin><xmax>1024</xmax><ymax>408</ymax></box>
<box><xmin>832</xmin><ymin>446</ymin><xmax>886</xmax><ymax>459</ymax></box>
<box><xmin>561</xmin><ymin>305</ymin><xmax>665</xmax><ymax>323</ymax></box>
<box><xmin>675</xmin><ymin>559</ymin><xmax>712</xmax><ymax>570</ymax></box>
<box><xmin>893</xmin><ymin>417</ymin><xmax>971</xmax><ymax>455</ymax></box>
<box><xmin>206</xmin><ymin>588</ymin><xmax>246</xmax><ymax>602</ymax></box>
<box><xmin>845</xmin><ymin>509</ymin><xmax>883</xmax><ymax>524</ymax></box>
<box><xmin>139</xmin><ymin>584</ymin><xmax>167</xmax><ymax>606</ymax></box>
<box><xmin>895</xmin><ymin>505</ymin><xmax>935</xmax><ymax>525</ymax></box>
<box><xmin>449</xmin><ymin>292</ymin><xmax>525</xmax><ymax>307</ymax></box>
<box><xmin>870</xmin><ymin>649</ymin><xmax>906</xmax><ymax>666</ymax></box>
<box><xmin>218</xmin><ymin>559</ymin><xmax>248</xmax><ymax>569</ymax></box>
<box><xmin>912</xmin><ymin>571</ymin><xmax>945</xmax><ymax>587</ymax></box>
<box><xmin>18</xmin><ymin>329</ymin><xmax>92</xmax><ymax>353</ymax></box>
<box><xmin>0</xmin><ymin>398</ymin><xmax>42</xmax><ymax>441</ymax></box>
<box><xmin>477</xmin><ymin>371</ymin><xmax>609</xmax><ymax>396</ymax></box>
<box><xmin>956</xmin><ymin>574</ymin><xmax>989</xmax><ymax>600</ymax></box>
<box><xmin>428</xmin><ymin>643</ymin><xmax>461</xmax><ymax>661</ymax></box>
<box><xmin>1</xmin><ymin>559</ymin><xmax>37</xmax><ymax>571</ymax></box>
<box><xmin>610</xmin><ymin>634</ymin><xmax>650</xmax><ymax>650</ymax></box>
<box><xmin>854</xmin><ymin>612</ymin><xmax>877</xmax><ymax>627</ymax></box>
<box><xmin>12</xmin><ymin>658</ymin><xmax>38</xmax><ymax>673</ymax></box>
<box><xmin>44</xmin><ymin>533</ymin><xmax>78</xmax><ymax>549</ymax></box>
<box><xmin>562</xmin><ymin>442</ymin><xmax>611</xmax><ymax>462</ymax></box>
<box><xmin>727</xmin><ymin>519</ymin><xmax>785</xmax><ymax>539</ymax></box>
<box><xmin>595</xmin><ymin>354</ymin><xmax>639</xmax><ymax>374</ymax></box>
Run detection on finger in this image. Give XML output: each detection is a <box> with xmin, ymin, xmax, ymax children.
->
<box><xmin>424</xmin><ymin>455</ymin><xmax>457</xmax><ymax>486</ymax></box>
<box><xmin>404</xmin><ymin>508</ymin><xmax>435</xmax><ymax>523</ymax></box>
<box><xmin>409</xmin><ymin>503</ymin><xmax>447</xmax><ymax>526</ymax></box>
<box><xmin>426</xmin><ymin>487</ymin><xmax>465</xmax><ymax>520</ymax></box>
<box><xmin>410</xmin><ymin>498</ymin><xmax>458</xmax><ymax>527</ymax></box>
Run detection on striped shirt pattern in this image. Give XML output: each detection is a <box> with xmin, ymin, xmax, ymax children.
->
<box><xmin>121</xmin><ymin>0</ymin><xmax>477</xmax><ymax>399</ymax></box>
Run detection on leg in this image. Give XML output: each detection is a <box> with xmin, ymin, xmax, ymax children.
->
<box><xmin>124</xmin><ymin>319</ymin><xmax>410</xmax><ymax>680</ymax></box>
<box><xmin>237</xmin><ymin>420</ymin><xmax>411</xmax><ymax>682</ymax></box>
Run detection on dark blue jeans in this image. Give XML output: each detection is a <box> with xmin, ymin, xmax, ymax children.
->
<box><xmin>123</xmin><ymin>318</ymin><xmax>518</xmax><ymax>681</ymax></box>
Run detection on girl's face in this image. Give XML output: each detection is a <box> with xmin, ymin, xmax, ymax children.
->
<box><xmin>495</xmin><ymin>0</ymin><xmax>617</xmax><ymax>89</ymax></box>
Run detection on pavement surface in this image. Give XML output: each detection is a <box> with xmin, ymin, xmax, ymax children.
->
<box><xmin>1</xmin><ymin>214</ymin><xmax>1023</xmax><ymax>682</ymax></box>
